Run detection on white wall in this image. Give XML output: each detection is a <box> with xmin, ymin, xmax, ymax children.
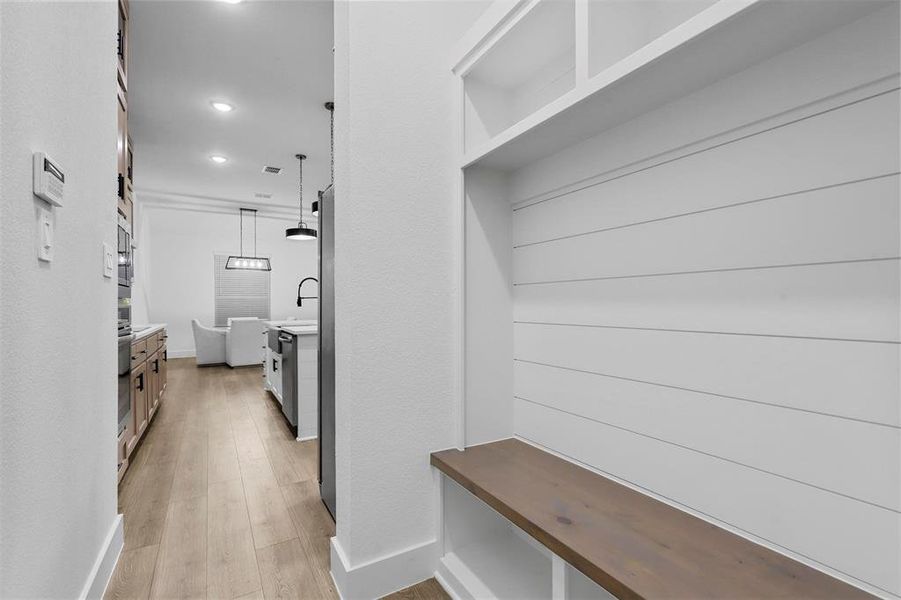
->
<box><xmin>331</xmin><ymin>0</ymin><xmax>488</xmax><ymax>595</ymax></box>
<box><xmin>0</xmin><ymin>3</ymin><xmax>121</xmax><ymax>598</ymax></box>
<box><xmin>507</xmin><ymin>5</ymin><xmax>900</xmax><ymax>597</ymax></box>
<box><xmin>138</xmin><ymin>203</ymin><xmax>319</xmax><ymax>356</ymax></box>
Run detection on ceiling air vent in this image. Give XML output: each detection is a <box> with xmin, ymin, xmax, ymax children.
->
<box><xmin>254</xmin><ymin>192</ymin><xmax>272</xmax><ymax>200</ymax></box>
<box><xmin>262</xmin><ymin>166</ymin><xmax>282</xmax><ymax>174</ymax></box>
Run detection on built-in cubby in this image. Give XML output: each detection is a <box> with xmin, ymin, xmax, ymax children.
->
<box><xmin>587</xmin><ymin>0</ymin><xmax>716</xmax><ymax>77</ymax></box>
<box><xmin>565</xmin><ymin>565</ymin><xmax>614</xmax><ymax>600</ymax></box>
<box><xmin>462</xmin><ymin>0</ymin><xmax>575</xmax><ymax>153</ymax></box>
<box><xmin>439</xmin><ymin>479</ymin><xmax>552</xmax><ymax>599</ymax></box>
<box><xmin>441</xmin><ymin>0</ymin><xmax>899</xmax><ymax>597</ymax></box>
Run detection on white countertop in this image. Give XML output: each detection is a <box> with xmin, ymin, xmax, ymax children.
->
<box><xmin>264</xmin><ymin>319</ymin><xmax>317</xmax><ymax>329</ymax></box>
<box><xmin>263</xmin><ymin>319</ymin><xmax>317</xmax><ymax>335</ymax></box>
<box><xmin>131</xmin><ymin>323</ymin><xmax>166</xmax><ymax>341</ymax></box>
<box><xmin>279</xmin><ymin>325</ymin><xmax>318</xmax><ymax>336</ymax></box>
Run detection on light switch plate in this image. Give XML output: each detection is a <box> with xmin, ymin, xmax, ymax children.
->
<box><xmin>102</xmin><ymin>242</ymin><xmax>114</xmax><ymax>278</ymax></box>
<box><xmin>37</xmin><ymin>207</ymin><xmax>53</xmax><ymax>262</ymax></box>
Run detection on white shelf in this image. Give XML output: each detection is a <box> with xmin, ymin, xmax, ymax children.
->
<box><xmin>460</xmin><ymin>0</ymin><xmax>885</xmax><ymax>171</ymax></box>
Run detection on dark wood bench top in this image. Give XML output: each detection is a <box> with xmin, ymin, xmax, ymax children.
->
<box><xmin>431</xmin><ymin>438</ymin><xmax>873</xmax><ymax>600</ymax></box>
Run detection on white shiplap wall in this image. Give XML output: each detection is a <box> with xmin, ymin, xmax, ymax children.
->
<box><xmin>508</xmin><ymin>5</ymin><xmax>900</xmax><ymax>597</ymax></box>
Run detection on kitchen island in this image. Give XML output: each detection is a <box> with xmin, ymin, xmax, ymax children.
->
<box><xmin>263</xmin><ymin>321</ymin><xmax>318</xmax><ymax>441</ymax></box>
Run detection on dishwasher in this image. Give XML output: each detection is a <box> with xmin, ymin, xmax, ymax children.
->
<box><xmin>277</xmin><ymin>331</ymin><xmax>298</xmax><ymax>428</ymax></box>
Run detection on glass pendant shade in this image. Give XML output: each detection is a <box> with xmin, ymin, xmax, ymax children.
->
<box><xmin>225</xmin><ymin>256</ymin><xmax>271</xmax><ymax>271</ymax></box>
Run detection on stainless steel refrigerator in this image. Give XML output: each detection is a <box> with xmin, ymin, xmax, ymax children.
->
<box><xmin>318</xmin><ymin>185</ymin><xmax>336</xmax><ymax>520</ymax></box>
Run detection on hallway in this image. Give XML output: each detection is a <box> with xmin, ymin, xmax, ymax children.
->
<box><xmin>105</xmin><ymin>359</ymin><xmax>336</xmax><ymax>598</ymax></box>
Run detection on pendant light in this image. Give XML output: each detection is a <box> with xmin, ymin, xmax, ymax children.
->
<box><xmin>226</xmin><ymin>208</ymin><xmax>271</xmax><ymax>270</ymax></box>
<box><xmin>286</xmin><ymin>153</ymin><xmax>317</xmax><ymax>240</ymax></box>
<box><xmin>312</xmin><ymin>101</ymin><xmax>334</xmax><ymax>215</ymax></box>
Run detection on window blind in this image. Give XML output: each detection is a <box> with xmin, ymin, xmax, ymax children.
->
<box><xmin>213</xmin><ymin>254</ymin><xmax>271</xmax><ymax>326</ymax></box>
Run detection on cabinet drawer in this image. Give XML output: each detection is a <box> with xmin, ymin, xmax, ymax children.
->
<box><xmin>131</xmin><ymin>339</ymin><xmax>147</xmax><ymax>367</ymax></box>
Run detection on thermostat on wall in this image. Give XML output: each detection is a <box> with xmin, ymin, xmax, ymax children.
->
<box><xmin>33</xmin><ymin>152</ymin><xmax>65</xmax><ymax>207</ymax></box>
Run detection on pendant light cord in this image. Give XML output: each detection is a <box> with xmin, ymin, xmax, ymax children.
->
<box><xmin>328</xmin><ymin>102</ymin><xmax>335</xmax><ymax>186</ymax></box>
<box><xmin>239</xmin><ymin>208</ymin><xmax>244</xmax><ymax>256</ymax></box>
<box><xmin>295</xmin><ymin>153</ymin><xmax>307</xmax><ymax>226</ymax></box>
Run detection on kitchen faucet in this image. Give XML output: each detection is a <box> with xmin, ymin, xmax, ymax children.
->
<box><xmin>297</xmin><ymin>277</ymin><xmax>319</xmax><ymax>307</ymax></box>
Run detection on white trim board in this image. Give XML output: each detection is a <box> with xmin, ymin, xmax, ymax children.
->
<box><xmin>80</xmin><ymin>515</ymin><xmax>123</xmax><ymax>600</ymax></box>
<box><xmin>330</xmin><ymin>537</ymin><xmax>440</xmax><ymax>600</ymax></box>
<box><xmin>433</xmin><ymin>570</ymin><xmax>464</xmax><ymax>600</ymax></box>
<box><xmin>137</xmin><ymin>189</ymin><xmax>317</xmax><ymax>223</ymax></box>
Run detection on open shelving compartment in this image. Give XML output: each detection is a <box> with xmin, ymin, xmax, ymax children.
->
<box><xmin>438</xmin><ymin>478</ymin><xmax>556</xmax><ymax>600</ymax></box>
<box><xmin>461</xmin><ymin>0</ymin><xmax>576</xmax><ymax>154</ymax></box>
<box><xmin>586</xmin><ymin>0</ymin><xmax>718</xmax><ymax>77</ymax></box>
<box><xmin>440</xmin><ymin>0</ymin><xmax>900</xmax><ymax>598</ymax></box>
<box><xmin>459</xmin><ymin>0</ymin><xmax>884</xmax><ymax>170</ymax></box>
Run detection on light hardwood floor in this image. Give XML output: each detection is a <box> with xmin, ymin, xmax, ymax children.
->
<box><xmin>105</xmin><ymin>358</ymin><xmax>447</xmax><ymax>600</ymax></box>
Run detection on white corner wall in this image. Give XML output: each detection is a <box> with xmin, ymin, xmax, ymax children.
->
<box><xmin>138</xmin><ymin>204</ymin><xmax>319</xmax><ymax>356</ymax></box>
<box><xmin>331</xmin><ymin>1</ymin><xmax>489</xmax><ymax>596</ymax></box>
<box><xmin>0</xmin><ymin>2</ymin><xmax>121</xmax><ymax>598</ymax></box>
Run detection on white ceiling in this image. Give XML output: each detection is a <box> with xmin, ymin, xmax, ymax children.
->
<box><xmin>129</xmin><ymin>0</ymin><xmax>333</xmax><ymax>219</ymax></box>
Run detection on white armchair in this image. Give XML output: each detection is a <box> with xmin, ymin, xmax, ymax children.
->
<box><xmin>226</xmin><ymin>317</ymin><xmax>265</xmax><ymax>367</ymax></box>
<box><xmin>192</xmin><ymin>319</ymin><xmax>227</xmax><ymax>366</ymax></box>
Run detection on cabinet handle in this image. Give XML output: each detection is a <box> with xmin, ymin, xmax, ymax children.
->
<box><xmin>136</xmin><ymin>373</ymin><xmax>144</xmax><ymax>391</ymax></box>
<box><xmin>273</xmin><ymin>359</ymin><xmax>278</xmax><ymax>372</ymax></box>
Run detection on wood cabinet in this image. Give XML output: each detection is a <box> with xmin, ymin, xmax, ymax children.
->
<box><xmin>117</xmin><ymin>91</ymin><xmax>131</xmax><ymax>222</ymax></box>
<box><xmin>116</xmin><ymin>0</ymin><xmax>133</xmax><ymax>225</ymax></box>
<box><xmin>130</xmin><ymin>338</ymin><xmax>147</xmax><ymax>369</ymax></box>
<box><xmin>117</xmin><ymin>0</ymin><xmax>129</xmax><ymax>92</ymax></box>
<box><xmin>160</xmin><ymin>345</ymin><xmax>168</xmax><ymax>393</ymax></box>
<box><xmin>128</xmin><ymin>361</ymin><xmax>147</xmax><ymax>455</ymax></box>
<box><xmin>123</xmin><ymin>327</ymin><xmax>167</xmax><ymax>466</ymax></box>
<box><xmin>148</xmin><ymin>350</ymin><xmax>163</xmax><ymax>419</ymax></box>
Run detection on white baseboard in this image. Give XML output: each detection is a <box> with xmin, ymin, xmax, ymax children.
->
<box><xmin>330</xmin><ymin>536</ymin><xmax>440</xmax><ymax>600</ymax></box>
<box><xmin>297</xmin><ymin>434</ymin><xmax>318</xmax><ymax>442</ymax></box>
<box><xmin>433</xmin><ymin>566</ymin><xmax>466</xmax><ymax>600</ymax></box>
<box><xmin>168</xmin><ymin>349</ymin><xmax>196</xmax><ymax>359</ymax></box>
<box><xmin>80</xmin><ymin>514</ymin><xmax>123</xmax><ymax>600</ymax></box>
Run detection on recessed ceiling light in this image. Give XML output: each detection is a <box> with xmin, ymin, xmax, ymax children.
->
<box><xmin>220</xmin><ymin>0</ymin><xmax>243</xmax><ymax>4</ymax></box>
<box><xmin>211</xmin><ymin>101</ymin><xmax>234</xmax><ymax>113</ymax></box>
<box><xmin>210</xmin><ymin>155</ymin><xmax>228</xmax><ymax>164</ymax></box>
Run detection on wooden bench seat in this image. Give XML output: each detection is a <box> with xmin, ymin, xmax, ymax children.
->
<box><xmin>431</xmin><ymin>438</ymin><xmax>872</xmax><ymax>599</ymax></box>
